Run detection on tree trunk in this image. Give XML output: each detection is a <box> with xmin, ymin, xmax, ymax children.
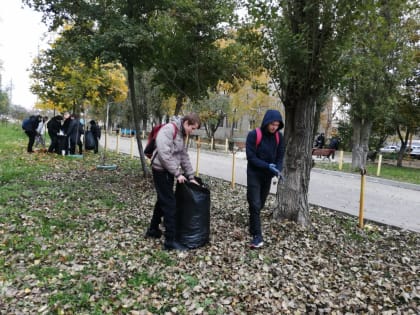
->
<box><xmin>138</xmin><ymin>73</ymin><xmax>148</xmax><ymax>132</ymax></box>
<box><xmin>273</xmin><ymin>98</ymin><xmax>315</xmax><ymax>227</ymax></box>
<box><xmin>396</xmin><ymin>126</ymin><xmax>410</xmax><ymax>167</ymax></box>
<box><xmin>351</xmin><ymin>117</ymin><xmax>372</xmax><ymax>170</ymax></box>
<box><xmin>174</xmin><ymin>94</ymin><xmax>183</xmax><ymax>116</ymax></box>
<box><xmin>126</xmin><ymin>62</ymin><xmax>149</xmax><ymax>176</ymax></box>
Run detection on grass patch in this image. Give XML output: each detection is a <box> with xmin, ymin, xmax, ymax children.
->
<box><xmin>127</xmin><ymin>271</ymin><xmax>162</xmax><ymax>287</ymax></box>
<box><xmin>314</xmin><ymin>160</ymin><xmax>420</xmax><ymax>184</ymax></box>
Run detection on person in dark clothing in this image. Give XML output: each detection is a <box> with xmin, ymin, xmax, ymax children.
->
<box><xmin>76</xmin><ymin>118</ymin><xmax>84</xmax><ymax>154</ymax></box>
<box><xmin>315</xmin><ymin>133</ymin><xmax>325</xmax><ymax>148</ymax></box>
<box><xmin>245</xmin><ymin>109</ymin><xmax>285</xmax><ymax>249</ymax></box>
<box><xmin>328</xmin><ymin>137</ymin><xmax>340</xmax><ymax>159</ymax></box>
<box><xmin>47</xmin><ymin>115</ymin><xmax>63</xmax><ymax>153</ymax></box>
<box><xmin>89</xmin><ymin>120</ymin><xmax>101</xmax><ymax>153</ymax></box>
<box><xmin>63</xmin><ymin>114</ymin><xmax>82</xmax><ymax>155</ymax></box>
<box><xmin>61</xmin><ymin>112</ymin><xmax>72</xmax><ymax>154</ymax></box>
<box><xmin>23</xmin><ymin>115</ymin><xmax>41</xmax><ymax>153</ymax></box>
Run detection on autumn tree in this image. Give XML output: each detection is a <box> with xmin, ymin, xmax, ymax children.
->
<box><xmin>339</xmin><ymin>0</ymin><xmax>413</xmax><ymax>169</ymax></box>
<box><xmin>149</xmin><ymin>0</ymin><xmax>243</xmax><ymax>115</ymax></box>
<box><xmin>24</xmin><ymin>0</ymin><xmax>244</xmax><ymax>175</ymax></box>
<box><xmin>248</xmin><ymin>0</ymin><xmax>362</xmax><ymax>226</ymax></box>
<box><xmin>24</xmin><ymin>0</ymin><xmax>171</xmax><ymax>175</ymax></box>
<box><xmin>230</xmin><ymin>74</ymin><xmax>283</xmax><ymax>131</ymax></box>
<box><xmin>191</xmin><ymin>92</ymin><xmax>230</xmax><ymax>143</ymax></box>
<box><xmin>30</xmin><ymin>38</ymin><xmax>127</xmax><ymax>117</ymax></box>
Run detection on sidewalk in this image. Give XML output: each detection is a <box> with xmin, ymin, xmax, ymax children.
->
<box><xmin>100</xmin><ymin>135</ymin><xmax>420</xmax><ymax>233</ymax></box>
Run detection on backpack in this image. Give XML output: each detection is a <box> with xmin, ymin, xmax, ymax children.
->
<box><xmin>255</xmin><ymin>127</ymin><xmax>280</xmax><ymax>148</ymax></box>
<box><xmin>22</xmin><ymin>117</ymin><xmax>33</xmax><ymax>132</ymax></box>
<box><xmin>144</xmin><ymin>123</ymin><xmax>178</xmax><ymax>159</ymax></box>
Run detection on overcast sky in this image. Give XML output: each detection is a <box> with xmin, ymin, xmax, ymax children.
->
<box><xmin>0</xmin><ymin>1</ymin><xmax>49</xmax><ymax>111</ymax></box>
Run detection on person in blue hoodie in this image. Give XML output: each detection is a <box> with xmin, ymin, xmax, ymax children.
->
<box><xmin>245</xmin><ymin>109</ymin><xmax>285</xmax><ymax>249</ymax></box>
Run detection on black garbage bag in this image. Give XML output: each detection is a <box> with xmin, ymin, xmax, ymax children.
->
<box><xmin>84</xmin><ymin>130</ymin><xmax>95</xmax><ymax>150</ymax></box>
<box><xmin>175</xmin><ymin>177</ymin><xmax>210</xmax><ymax>249</ymax></box>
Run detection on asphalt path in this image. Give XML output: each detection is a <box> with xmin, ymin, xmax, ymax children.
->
<box><xmin>100</xmin><ymin>135</ymin><xmax>420</xmax><ymax>233</ymax></box>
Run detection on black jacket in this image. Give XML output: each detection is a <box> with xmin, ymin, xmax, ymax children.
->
<box><xmin>47</xmin><ymin>116</ymin><xmax>63</xmax><ymax>135</ymax></box>
<box><xmin>246</xmin><ymin>110</ymin><xmax>285</xmax><ymax>177</ymax></box>
<box><xmin>90</xmin><ymin>122</ymin><xmax>101</xmax><ymax>139</ymax></box>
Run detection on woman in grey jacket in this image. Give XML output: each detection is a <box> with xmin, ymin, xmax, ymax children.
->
<box><xmin>146</xmin><ymin>113</ymin><xmax>200</xmax><ymax>251</ymax></box>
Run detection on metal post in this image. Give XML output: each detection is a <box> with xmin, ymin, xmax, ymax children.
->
<box><xmin>104</xmin><ymin>102</ymin><xmax>110</xmax><ymax>152</ymax></box>
<box><xmin>376</xmin><ymin>154</ymin><xmax>383</xmax><ymax>177</ymax></box>
<box><xmin>195</xmin><ymin>137</ymin><xmax>201</xmax><ymax>176</ymax></box>
<box><xmin>359</xmin><ymin>168</ymin><xmax>367</xmax><ymax>228</ymax></box>
<box><xmin>225</xmin><ymin>138</ymin><xmax>228</xmax><ymax>152</ymax></box>
<box><xmin>231</xmin><ymin>151</ymin><xmax>236</xmax><ymax>189</ymax></box>
<box><xmin>116</xmin><ymin>134</ymin><xmax>120</xmax><ymax>154</ymax></box>
<box><xmin>338</xmin><ymin>150</ymin><xmax>344</xmax><ymax>170</ymax></box>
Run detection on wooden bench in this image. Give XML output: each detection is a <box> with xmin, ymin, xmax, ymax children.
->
<box><xmin>312</xmin><ymin>148</ymin><xmax>335</xmax><ymax>160</ymax></box>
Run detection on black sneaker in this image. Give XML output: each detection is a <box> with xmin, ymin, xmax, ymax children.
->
<box><xmin>250</xmin><ymin>235</ymin><xmax>264</xmax><ymax>249</ymax></box>
<box><xmin>163</xmin><ymin>240</ymin><xmax>188</xmax><ymax>251</ymax></box>
<box><xmin>145</xmin><ymin>228</ymin><xmax>162</xmax><ymax>239</ymax></box>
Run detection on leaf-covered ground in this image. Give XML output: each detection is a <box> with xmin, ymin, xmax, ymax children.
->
<box><xmin>0</xmin><ymin>150</ymin><xmax>419</xmax><ymax>314</ymax></box>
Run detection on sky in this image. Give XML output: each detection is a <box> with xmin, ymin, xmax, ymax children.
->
<box><xmin>0</xmin><ymin>1</ymin><xmax>50</xmax><ymax>110</ymax></box>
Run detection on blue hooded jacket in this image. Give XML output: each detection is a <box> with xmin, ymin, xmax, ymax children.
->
<box><xmin>246</xmin><ymin>110</ymin><xmax>285</xmax><ymax>177</ymax></box>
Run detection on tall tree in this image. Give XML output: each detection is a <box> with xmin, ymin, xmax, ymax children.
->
<box><xmin>340</xmin><ymin>0</ymin><xmax>412</xmax><ymax>169</ymax></box>
<box><xmin>30</xmin><ymin>42</ymin><xmax>127</xmax><ymax>116</ymax></box>
<box><xmin>149</xmin><ymin>0</ymin><xmax>243</xmax><ymax>115</ymax></box>
<box><xmin>248</xmin><ymin>0</ymin><xmax>361</xmax><ymax>226</ymax></box>
<box><xmin>24</xmin><ymin>0</ymin><xmax>168</xmax><ymax>175</ymax></box>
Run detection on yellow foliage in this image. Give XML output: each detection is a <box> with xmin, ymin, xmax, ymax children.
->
<box><xmin>162</xmin><ymin>96</ymin><xmax>176</xmax><ymax>114</ymax></box>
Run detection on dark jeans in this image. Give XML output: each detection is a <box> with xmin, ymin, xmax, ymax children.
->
<box><xmin>93</xmin><ymin>138</ymin><xmax>99</xmax><ymax>153</ymax></box>
<box><xmin>48</xmin><ymin>133</ymin><xmax>59</xmax><ymax>153</ymax></box>
<box><xmin>78</xmin><ymin>139</ymin><xmax>83</xmax><ymax>154</ymax></box>
<box><xmin>68</xmin><ymin>138</ymin><xmax>82</xmax><ymax>154</ymax></box>
<box><xmin>150</xmin><ymin>169</ymin><xmax>176</xmax><ymax>240</ymax></box>
<box><xmin>247</xmin><ymin>170</ymin><xmax>272</xmax><ymax>237</ymax></box>
<box><xmin>25</xmin><ymin>131</ymin><xmax>37</xmax><ymax>152</ymax></box>
<box><xmin>69</xmin><ymin>138</ymin><xmax>76</xmax><ymax>155</ymax></box>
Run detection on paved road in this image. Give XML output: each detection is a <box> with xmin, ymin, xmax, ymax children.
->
<box><xmin>100</xmin><ymin>135</ymin><xmax>420</xmax><ymax>233</ymax></box>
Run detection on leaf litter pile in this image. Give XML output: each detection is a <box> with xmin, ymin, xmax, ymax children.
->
<box><xmin>0</xmin><ymin>152</ymin><xmax>419</xmax><ymax>315</ymax></box>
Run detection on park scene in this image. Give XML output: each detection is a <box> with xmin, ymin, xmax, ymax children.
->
<box><xmin>1</xmin><ymin>1</ymin><xmax>419</xmax><ymax>314</ymax></box>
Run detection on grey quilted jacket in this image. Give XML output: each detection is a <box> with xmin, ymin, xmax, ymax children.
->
<box><xmin>152</xmin><ymin>116</ymin><xmax>195</xmax><ymax>179</ymax></box>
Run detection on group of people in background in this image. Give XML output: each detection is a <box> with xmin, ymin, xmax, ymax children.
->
<box><xmin>314</xmin><ymin>132</ymin><xmax>340</xmax><ymax>151</ymax></box>
<box><xmin>314</xmin><ymin>132</ymin><xmax>340</xmax><ymax>159</ymax></box>
<box><xmin>22</xmin><ymin>112</ymin><xmax>101</xmax><ymax>155</ymax></box>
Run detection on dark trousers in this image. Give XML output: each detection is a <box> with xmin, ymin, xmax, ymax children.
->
<box><xmin>57</xmin><ymin>135</ymin><xmax>68</xmax><ymax>155</ymax></box>
<box><xmin>93</xmin><ymin>138</ymin><xmax>99</xmax><ymax>153</ymax></box>
<box><xmin>150</xmin><ymin>169</ymin><xmax>176</xmax><ymax>240</ymax></box>
<box><xmin>25</xmin><ymin>131</ymin><xmax>37</xmax><ymax>152</ymax></box>
<box><xmin>48</xmin><ymin>133</ymin><xmax>59</xmax><ymax>153</ymax></box>
<box><xmin>69</xmin><ymin>138</ymin><xmax>76</xmax><ymax>155</ymax></box>
<box><xmin>78</xmin><ymin>139</ymin><xmax>83</xmax><ymax>154</ymax></box>
<box><xmin>247</xmin><ymin>170</ymin><xmax>272</xmax><ymax>237</ymax></box>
